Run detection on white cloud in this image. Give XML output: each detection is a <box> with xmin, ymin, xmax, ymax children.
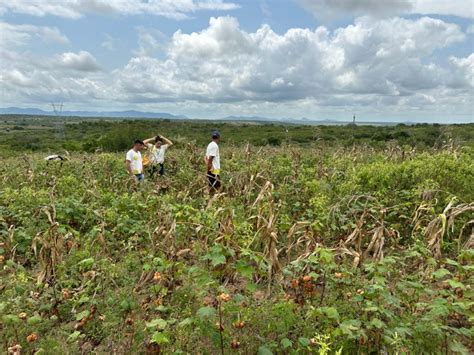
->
<box><xmin>134</xmin><ymin>27</ymin><xmax>167</xmax><ymax>57</ymax></box>
<box><xmin>0</xmin><ymin>0</ymin><xmax>239</xmax><ymax>19</ymax></box>
<box><xmin>101</xmin><ymin>34</ymin><xmax>116</xmax><ymax>51</ymax></box>
<box><xmin>298</xmin><ymin>0</ymin><xmax>474</xmax><ymax>20</ymax></box>
<box><xmin>298</xmin><ymin>0</ymin><xmax>412</xmax><ymax>20</ymax></box>
<box><xmin>0</xmin><ymin>16</ymin><xmax>472</xmax><ymax>121</ymax></box>
<box><xmin>412</xmin><ymin>0</ymin><xmax>474</xmax><ymax>19</ymax></box>
<box><xmin>0</xmin><ymin>22</ymin><xmax>70</xmax><ymax>47</ymax></box>
<box><xmin>448</xmin><ymin>54</ymin><xmax>474</xmax><ymax>88</ymax></box>
<box><xmin>115</xmin><ymin>16</ymin><xmax>466</xmax><ymax>103</ymax></box>
<box><xmin>467</xmin><ymin>24</ymin><xmax>474</xmax><ymax>34</ymax></box>
<box><xmin>56</xmin><ymin>51</ymin><xmax>101</xmax><ymax>71</ymax></box>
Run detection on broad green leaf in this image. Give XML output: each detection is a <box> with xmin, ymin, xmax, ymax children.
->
<box><xmin>196</xmin><ymin>306</ymin><xmax>216</xmax><ymax>320</ymax></box>
<box><xmin>369</xmin><ymin>318</ymin><xmax>385</xmax><ymax>329</ymax></box>
<box><xmin>146</xmin><ymin>318</ymin><xmax>167</xmax><ymax>330</ymax></box>
<box><xmin>78</xmin><ymin>257</ymin><xmax>94</xmax><ymax>269</ymax></box>
<box><xmin>120</xmin><ymin>299</ymin><xmax>132</xmax><ymax>311</ymax></box>
<box><xmin>235</xmin><ymin>261</ymin><xmax>253</xmax><ymax>279</ymax></box>
<box><xmin>444</xmin><ymin>259</ymin><xmax>459</xmax><ymax>266</ymax></box>
<box><xmin>2</xmin><ymin>315</ymin><xmax>20</xmax><ymax>325</ymax></box>
<box><xmin>449</xmin><ymin>341</ymin><xmax>469</xmax><ymax>355</ymax></box>
<box><xmin>78</xmin><ymin>295</ymin><xmax>90</xmax><ymax>304</ymax></box>
<box><xmin>320</xmin><ymin>307</ymin><xmax>340</xmax><ymax>321</ymax></box>
<box><xmin>447</xmin><ymin>280</ymin><xmax>465</xmax><ymax>289</ymax></box>
<box><xmin>280</xmin><ymin>338</ymin><xmax>292</xmax><ymax>349</ymax></box>
<box><xmin>151</xmin><ymin>331</ymin><xmax>170</xmax><ymax>345</ymax></box>
<box><xmin>298</xmin><ymin>337</ymin><xmax>310</xmax><ymax>347</ymax></box>
<box><xmin>27</xmin><ymin>315</ymin><xmax>43</xmax><ymax>325</ymax></box>
<box><xmin>339</xmin><ymin>319</ymin><xmax>361</xmax><ymax>337</ymax></box>
<box><xmin>246</xmin><ymin>283</ymin><xmax>258</xmax><ymax>292</ymax></box>
<box><xmin>432</xmin><ymin>268</ymin><xmax>451</xmax><ymax>280</ymax></box>
<box><xmin>178</xmin><ymin>317</ymin><xmax>193</xmax><ymax>328</ymax></box>
<box><xmin>75</xmin><ymin>310</ymin><xmax>90</xmax><ymax>321</ymax></box>
<box><xmin>258</xmin><ymin>345</ymin><xmax>273</xmax><ymax>355</ymax></box>
<box><xmin>210</xmin><ymin>254</ymin><xmax>226</xmax><ymax>267</ymax></box>
<box><xmin>68</xmin><ymin>331</ymin><xmax>81</xmax><ymax>343</ymax></box>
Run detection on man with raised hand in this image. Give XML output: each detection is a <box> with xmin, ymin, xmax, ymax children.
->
<box><xmin>143</xmin><ymin>134</ymin><xmax>174</xmax><ymax>177</ymax></box>
<box><xmin>205</xmin><ymin>130</ymin><xmax>221</xmax><ymax>193</ymax></box>
<box><xmin>125</xmin><ymin>140</ymin><xmax>145</xmax><ymax>183</ymax></box>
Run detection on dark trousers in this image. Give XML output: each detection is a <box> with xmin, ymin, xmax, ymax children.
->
<box><xmin>150</xmin><ymin>163</ymin><xmax>164</xmax><ymax>176</ymax></box>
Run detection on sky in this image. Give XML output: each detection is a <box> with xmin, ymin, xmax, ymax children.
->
<box><xmin>0</xmin><ymin>0</ymin><xmax>473</xmax><ymax>123</ymax></box>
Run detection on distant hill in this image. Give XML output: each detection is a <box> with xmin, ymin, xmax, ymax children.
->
<box><xmin>0</xmin><ymin>107</ymin><xmax>189</xmax><ymax>119</ymax></box>
<box><xmin>1</xmin><ymin>107</ymin><xmax>408</xmax><ymax>126</ymax></box>
<box><xmin>220</xmin><ymin>115</ymin><xmax>348</xmax><ymax>125</ymax></box>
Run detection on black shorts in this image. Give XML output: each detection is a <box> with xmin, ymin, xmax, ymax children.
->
<box><xmin>207</xmin><ymin>172</ymin><xmax>221</xmax><ymax>189</ymax></box>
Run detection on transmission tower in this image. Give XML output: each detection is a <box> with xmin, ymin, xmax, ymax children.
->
<box><xmin>51</xmin><ymin>103</ymin><xmax>65</xmax><ymax>139</ymax></box>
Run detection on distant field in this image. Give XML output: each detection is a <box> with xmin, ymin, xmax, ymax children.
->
<box><xmin>0</xmin><ymin>114</ymin><xmax>473</xmax><ymax>154</ymax></box>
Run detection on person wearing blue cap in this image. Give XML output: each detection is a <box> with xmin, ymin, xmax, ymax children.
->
<box><xmin>205</xmin><ymin>130</ymin><xmax>221</xmax><ymax>193</ymax></box>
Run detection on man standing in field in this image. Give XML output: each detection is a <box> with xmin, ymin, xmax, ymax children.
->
<box><xmin>143</xmin><ymin>134</ymin><xmax>173</xmax><ymax>176</ymax></box>
<box><xmin>205</xmin><ymin>130</ymin><xmax>221</xmax><ymax>193</ymax></box>
<box><xmin>125</xmin><ymin>140</ymin><xmax>145</xmax><ymax>183</ymax></box>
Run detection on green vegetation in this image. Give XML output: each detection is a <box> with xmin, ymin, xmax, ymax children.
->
<box><xmin>1</xmin><ymin>115</ymin><xmax>474</xmax><ymax>154</ymax></box>
<box><xmin>0</xmin><ymin>116</ymin><xmax>473</xmax><ymax>353</ymax></box>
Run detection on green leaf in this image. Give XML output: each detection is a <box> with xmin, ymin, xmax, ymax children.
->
<box><xmin>210</xmin><ymin>254</ymin><xmax>226</xmax><ymax>267</ymax></box>
<box><xmin>78</xmin><ymin>295</ymin><xmax>90</xmax><ymax>304</ymax></box>
<box><xmin>449</xmin><ymin>341</ymin><xmax>469</xmax><ymax>354</ymax></box>
<box><xmin>68</xmin><ymin>331</ymin><xmax>82</xmax><ymax>343</ymax></box>
<box><xmin>178</xmin><ymin>317</ymin><xmax>193</xmax><ymax>328</ymax></box>
<box><xmin>27</xmin><ymin>315</ymin><xmax>43</xmax><ymax>325</ymax></box>
<box><xmin>75</xmin><ymin>310</ymin><xmax>90</xmax><ymax>321</ymax></box>
<box><xmin>432</xmin><ymin>268</ymin><xmax>451</xmax><ymax>280</ymax></box>
<box><xmin>444</xmin><ymin>258</ymin><xmax>459</xmax><ymax>266</ymax></box>
<box><xmin>339</xmin><ymin>319</ymin><xmax>361</xmax><ymax>337</ymax></box>
<box><xmin>146</xmin><ymin>318</ymin><xmax>167</xmax><ymax>330</ymax></box>
<box><xmin>120</xmin><ymin>299</ymin><xmax>132</xmax><ymax>312</ymax></box>
<box><xmin>78</xmin><ymin>257</ymin><xmax>94</xmax><ymax>269</ymax></box>
<box><xmin>2</xmin><ymin>315</ymin><xmax>20</xmax><ymax>325</ymax></box>
<box><xmin>258</xmin><ymin>346</ymin><xmax>273</xmax><ymax>355</ymax></box>
<box><xmin>318</xmin><ymin>248</ymin><xmax>334</xmax><ymax>264</ymax></box>
<box><xmin>235</xmin><ymin>260</ymin><xmax>253</xmax><ymax>279</ymax></box>
<box><xmin>246</xmin><ymin>283</ymin><xmax>258</xmax><ymax>292</ymax></box>
<box><xmin>280</xmin><ymin>338</ymin><xmax>292</xmax><ymax>349</ymax></box>
<box><xmin>196</xmin><ymin>306</ymin><xmax>216</xmax><ymax>320</ymax></box>
<box><xmin>319</xmin><ymin>307</ymin><xmax>340</xmax><ymax>321</ymax></box>
<box><xmin>369</xmin><ymin>318</ymin><xmax>385</xmax><ymax>329</ymax></box>
<box><xmin>298</xmin><ymin>337</ymin><xmax>310</xmax><ymax>347</ymax></box>
<box><xmin>447</xmin><ymin>280</ymin><xmax>465</xmax><ymax>290</ymax></box>
<box><xmin>151</xmin><ymin>332</ymin><xmax>170</xmax><ymax>345</ymax></box>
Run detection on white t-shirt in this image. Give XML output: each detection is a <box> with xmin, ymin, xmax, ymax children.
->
<box><xmin>126</xmin><ymin>149</ymin><xmax>143</xmax><ymax>174</ymax></box>
<box><xmin>206</xmin><ymin>141</ymin><xmax>220</xmax><ymax>174</ymax></box>
<box><xmin>147</xmin><ymin>143</ymin><xmax>168</xmax><ymax>164</ymax></box>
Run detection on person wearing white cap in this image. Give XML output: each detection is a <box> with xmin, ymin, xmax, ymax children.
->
<box><xmin>205</xmin><ymin>130</ymin><xmax>221</xmax><ymax>193</ymax></box>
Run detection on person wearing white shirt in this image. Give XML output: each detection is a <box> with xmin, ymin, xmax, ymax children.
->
<box><xmin>205</xmin><ymin>130</ymin><xmax>221</xmax><ymax>192</ymax></box>
<box><xmin>125</xmin><ymin>140</ymin><xmax>145</xmax><ymax>183</ymax></box>
<box><xmin>143</xmin><ymin>134</ymin><xmax>174</xmax><ymax>176</ymax></box>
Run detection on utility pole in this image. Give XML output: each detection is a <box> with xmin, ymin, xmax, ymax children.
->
<box><xmin>51</xmin><ymin>103</ymin><xmax>65</xmax><ymax>139</ymax></box>
<box><xmin>352</xmin><ymin>113</ymin><xmax>356</xmax><ymax>139</ymax></box>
